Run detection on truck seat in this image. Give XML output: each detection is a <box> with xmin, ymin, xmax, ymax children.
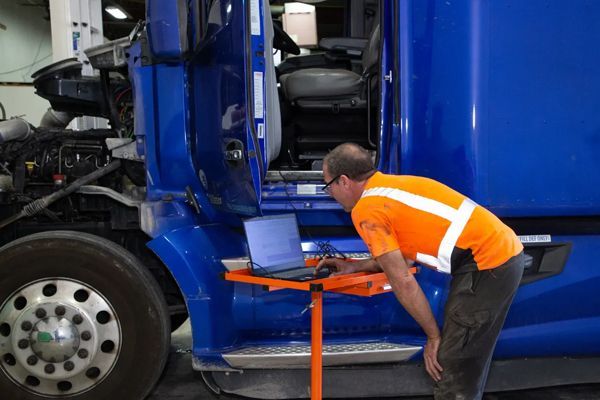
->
<box><xmin>280</xmin><ymin>25</ymin><xmax>379</xmax><ymax>108</ymax></box>
<box><xmin>280</xmin><ymin>69</ymin><xmax>362</xmax><ymax>101</ymax></box>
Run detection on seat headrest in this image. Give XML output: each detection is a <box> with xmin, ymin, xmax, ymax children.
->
<box><xmin>361</xmin><ymin>24</ymin><xmax>380</xmax><ymax>74</ymax></box>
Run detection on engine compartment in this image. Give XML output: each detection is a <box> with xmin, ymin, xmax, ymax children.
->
<box><xmin>0</xmin><ymin>50</ymin><xmax>187</xmax><ymax>331</ymax></box>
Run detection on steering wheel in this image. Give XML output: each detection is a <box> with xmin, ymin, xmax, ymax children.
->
<box><xmin>273</xmin><ymin>22</ymin><xmax>301</xmax><ymax>55</ymax></box>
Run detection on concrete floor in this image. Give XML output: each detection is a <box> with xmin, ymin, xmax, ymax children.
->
<box><xmin>148</xmin><ymin>321</ymin><xmax>600</xmax><ymax>400</ymax></box>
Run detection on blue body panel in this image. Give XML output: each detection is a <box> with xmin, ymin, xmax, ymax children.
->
<box><xmin>188</xmin><ymin>0</ymin><xmax>265</xmax><ymax>216</ymax></box>
<box><xmin>399</xmin><ymin>0</ymin><xmax>600</xmax><ymax>216</ymax></box>
<box><xmin>498</xmin><ymin>235</ymin><xmax>600</xmax><ymax>356</ymax></box>
<box><xmin>146</xmin><ymin>0</ymin><xmax>188</xmax><ymax>59</ymax></box>
<box><xmin>148</xmin><ymin>224</ymin><xmax>245</xmax><ymax>356</ymax></box>
<box><xmin>149</xmin><ymin>228</ymin><xmax>448</xmax><ymax>358</ymax></box>
<box><xmin>132</xmin><ymin>13</ymin><xmax>237</xmax><ymax>233</ymax></box>
<box><xmin>135</xmin><ymin>0</ymin><xmax>600</xmax><ymax>373</ymax></box>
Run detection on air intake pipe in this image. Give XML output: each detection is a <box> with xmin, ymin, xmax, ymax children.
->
<box><xmin>0</xmin><ymin>118</ymin><xmax>33</xmax><ymax>143</ymax></box>
<box><xmin>39</xmin><ymin>108</ymin><xmax>75</xmax><ymax>128</ymax></box>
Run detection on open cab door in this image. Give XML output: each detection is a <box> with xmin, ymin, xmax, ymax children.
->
<box><xmin>189</xmin><ymin>0</ymin><xmax>276</xmax><ymax>216</ymax></box>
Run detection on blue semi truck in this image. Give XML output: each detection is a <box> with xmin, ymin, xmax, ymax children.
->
<box><xmin>0</xmin><ymin>0</ymin><xmax>599</xmax><ymax>398</ymax></box>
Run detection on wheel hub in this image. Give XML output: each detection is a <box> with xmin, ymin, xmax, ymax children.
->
<box><xmin>30</xmin><ymin>315</ymin><xmax>80</xmax><ymax>362</ymax></box>
<box><xmin>0</xmin><ymin>279</ymin><xmax>121</xmax><ymax>396</ymax></box>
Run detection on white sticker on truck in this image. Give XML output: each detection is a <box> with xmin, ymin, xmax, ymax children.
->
<box><xmin>253</xmin><ymin>71</ymin><xmax>264</xmax><ymax>119</ymax></box>
<box><xmin>518</xmin><ymin>235</ymin><xmax>551</xmax><ymax>243</ymax></box>
<box><xmin>257</xmin><ymin>123</ymin><xmax>264</xmax><ymax>139</ymax></box>
<box><xmin>297</xmin><ymin>184</ymin><xmax>317</xmax><ymax>195</ymax></box>
<box><xmin>250</xmin><ymin>0</ymin><xmax>261</xmax><ymax>36</ymax></box>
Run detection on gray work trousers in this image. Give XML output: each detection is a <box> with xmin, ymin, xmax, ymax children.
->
<box><xmin>433</xmin><ymin>252</ymin><xmax>525</xmax><ymax>400</ymax></box>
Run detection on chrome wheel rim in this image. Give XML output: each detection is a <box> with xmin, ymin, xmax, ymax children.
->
<box><xmin>0</xmin><ymin>278</ymin><xmax>121</xmax><ymax>396</ymax></box>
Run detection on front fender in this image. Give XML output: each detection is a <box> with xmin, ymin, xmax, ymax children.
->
<box><xmin>147</xmin><ymin>223</ymin><xmax>246</xmax><ymax>356</ymax></box>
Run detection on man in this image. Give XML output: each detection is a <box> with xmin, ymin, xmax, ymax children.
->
<box><xmin>316</xmin><ymin>143</ymin><xmax>524</xmax><ymax>399</ymax></box>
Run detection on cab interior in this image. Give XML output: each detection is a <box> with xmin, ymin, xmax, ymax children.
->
<box><xmin>264</xmin><ymin>0</ymin><xmax>381</xmax><ymax>177</ymax></box>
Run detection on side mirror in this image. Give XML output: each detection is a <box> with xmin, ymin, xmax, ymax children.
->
<box><xmin>146</xmin><ymin>0</ymin><xmax>189</xmax><ymax>59</ymax></box>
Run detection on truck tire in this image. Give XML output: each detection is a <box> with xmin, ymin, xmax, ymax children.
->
<box><xmin>0</xmin><ymin>231</ymin><xmax>170</xmax><ymax>399</ymax></box>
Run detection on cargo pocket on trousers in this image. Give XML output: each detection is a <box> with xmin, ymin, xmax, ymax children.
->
<box><xmin>449</xmin><ymin>309</ymin><xmax>491</xmax><ymax>350</ymax></box>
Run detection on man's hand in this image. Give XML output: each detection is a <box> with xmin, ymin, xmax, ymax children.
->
<box><xmin>424</xmin><ymin>335</ymin><xmax>443</xmax><ymax>381</ymax></box>
<box><xmin>315</xmin><ymin>258</ymin><xmax>357</xmax><ymax>276</ymax></box>
<box><xmin>375</xmin><ymin>250</ymin><xmax>443</xmax><ymax>381</ymax></box>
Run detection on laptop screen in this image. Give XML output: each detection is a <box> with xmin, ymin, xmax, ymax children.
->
<box><xmin>244</xmin><ymin>214</ymin><xmax>305</xmax><ymax>273</ymax></box>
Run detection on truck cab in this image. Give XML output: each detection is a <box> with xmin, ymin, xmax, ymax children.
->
<box><xmin>0</xmin><ymin>1</ymin><xmax>599</xmax><ymax>399</ymax></box>
<box><xmin>135</xmin><ymin>0</ymin><xmax>600</xmax><ymax>397</ymax></box>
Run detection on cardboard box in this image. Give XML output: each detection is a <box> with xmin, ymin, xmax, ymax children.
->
<box><xmin>282</xmin><ymin>3</ymin><xmax>318</xmax><ymax>48</ymax></box>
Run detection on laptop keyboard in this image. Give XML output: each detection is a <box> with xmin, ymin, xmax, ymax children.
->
<box><xmin>272</xmin><ymin>267</ymin><xmax>330</xmax><ymax>281</ymax></box>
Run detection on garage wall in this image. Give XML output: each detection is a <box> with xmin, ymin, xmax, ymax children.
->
<box><xmin>0</xmin><ymin>1</ymin><xmax>53</xmax><ymax>83</ymax></box>
<box><xmin>0</xmin><ymin>0</ymin><xmax>52</xmax><ymax>123</ymax></box>
<box><xmin>0</xmin><ymin>85</ymin><xmax>50</xmax><ymax>125</ymax></box>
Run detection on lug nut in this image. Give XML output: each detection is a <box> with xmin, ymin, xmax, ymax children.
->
<box><xmin>55</xmin><ymin>306</ymin><xmax>66</xmax><ymax>316</ymax></box>
<box><xmin>18</xmin><ymin>339</ymin><xmax>29</xmax><ymax>349</ymax></box>
<box><xmin>21</xmin><ymin>321</ymin><xmax>32</xmax><ymax>331</ymax></box>
<box><xmin>77</xmin><ymin>349</ymin><xmax>88</xmax><ymax>359</ymax></box>
<box><xmin>81</xmin><ymin>331</ymin><xmax>91</xmax><ymax>341</ymax></box>
<box><xmin>35</xmin><ymin>308</ymin><xmax>47</xmax><ymax>319</ymax></box>
<box><xmin>44</xmin><ymin>364</ymin><xmax>55</xmax><ymax>374</ymax></box>
<box><xmin>26</xmin><ymin>355</ymin><xmax>38</xmax><ymax>366</ymax></box>
<box><xmin>72</xmin><ymin>314</ymin><xmax>83</xmax><ymax>325</ymax></box>
<box><xmin>64</xmin><ymin>361</ymin><xmax>74</xmax><ymax>371</ymax></box>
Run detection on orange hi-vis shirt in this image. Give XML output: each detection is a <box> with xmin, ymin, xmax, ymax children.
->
<box><xmin>351</xmin><ymin>172</ymin><xmax>523</xmax><ymax>274</ymax></box>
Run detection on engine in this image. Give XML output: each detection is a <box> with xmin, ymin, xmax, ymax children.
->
<box><xmin>0</xmin><ymin>125</ymin><xmax>114</xmax><ymax>191</ymax></box>
<box><xmin>0</xmin><ymin>54</ymin><xmax>139</xmax><ymax>228</ymax></box>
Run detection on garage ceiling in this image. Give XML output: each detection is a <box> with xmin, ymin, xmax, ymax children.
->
<box><xmin>23</xmin><ymin>1</ymin><xmax>348</xmax><ymax>41</ymax></box>
<box><xmin>103</xmin><ymin>0</ymin><xmax>145</xmax><ymax>40</ymax></box>
<box><xmin>18</xmin><ymin>0</ymin><xmax>145</xmax><ymax>40</ymax></box>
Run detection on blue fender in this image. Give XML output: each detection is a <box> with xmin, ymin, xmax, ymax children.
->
<box><xmin>147</xmin><ymin>223</ymin><xmax>247</xmax><ymax>358</ymax></box>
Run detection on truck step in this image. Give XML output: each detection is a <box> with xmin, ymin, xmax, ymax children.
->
<box><xmin>222</xmin><ymin>342</ymin><xmax>421</xmax><ymax>369</ymax></box>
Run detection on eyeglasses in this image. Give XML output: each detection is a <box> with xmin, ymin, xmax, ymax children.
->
<box><xmin>322</xmin><ymin>175</ymin><xmax>341</xmax><ymax>194</ymax></box>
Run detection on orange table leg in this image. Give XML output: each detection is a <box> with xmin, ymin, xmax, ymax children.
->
<box><xmin>311</xmin><ymin>291</ymin><xmax>323</xmax><ymax>400</ymax></box>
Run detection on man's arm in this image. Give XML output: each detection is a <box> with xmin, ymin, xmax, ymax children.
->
<box><xmin>315</xmin><ymin>257</ymin><xmax>381</xmax><ymax>275</ymax></box>
<box><xmin>376</xmin><ymin>249</ymin><xmax>443</xmax><ymax>381</ymax></box>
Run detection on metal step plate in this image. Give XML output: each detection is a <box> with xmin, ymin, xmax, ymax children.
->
<box><xmin>223</xmin><ymin>342</ymin><xmax>422</xmax><ymax>369</ymax></box>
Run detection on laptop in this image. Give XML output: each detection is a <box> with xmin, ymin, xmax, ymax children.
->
<box><xmin>243</xmin><ymin>214</ymin><xmax>331</xmax><ymax>281</ymax></box>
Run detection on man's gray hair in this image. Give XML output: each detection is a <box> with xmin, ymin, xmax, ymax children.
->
<box><xmin>323</xmin><ymin>143</ymin><xmax>375</xmax><ymax>180</ymax></box>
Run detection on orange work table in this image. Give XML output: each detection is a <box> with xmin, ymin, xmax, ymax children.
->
<box><xmin>224</xmin><ymin>266</ymin><xmax>394</xmax><ymax>400</ymax></box>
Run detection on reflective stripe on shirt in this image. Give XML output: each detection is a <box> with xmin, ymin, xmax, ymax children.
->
<box><xmin>361</xmin><ymin>187</ymin><xmax>477</xmax><ymax>273</ymax></box>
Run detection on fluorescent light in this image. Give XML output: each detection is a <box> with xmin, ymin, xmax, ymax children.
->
<box><xmin>105</xmin><ymin>6</ymin><xmax>128</xmax><ymax>20</ymax></box>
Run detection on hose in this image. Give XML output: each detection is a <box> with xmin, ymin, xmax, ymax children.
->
<box><xmin>0</xmin><ymin>101</ymin><xmax>6</xmax><ymax>120</ymax></box>
<box><xmin>0</xmin><ymin>118</ymin><xmax>33</xmax><ymax>143</ymax></box>
<box><xmin>100</xmin><ymin>70</ymin><xmax>123</xmax><ymax>137</ymax></box>
<box><xmin>39</xmin><ymin>108</ymin><xmax>75</xmax><ymax>128</ymax></box>
<box><xmin>0</xmin><ymin>160</ymin><xmax>121</xmax><ymax>230</ymax></box>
